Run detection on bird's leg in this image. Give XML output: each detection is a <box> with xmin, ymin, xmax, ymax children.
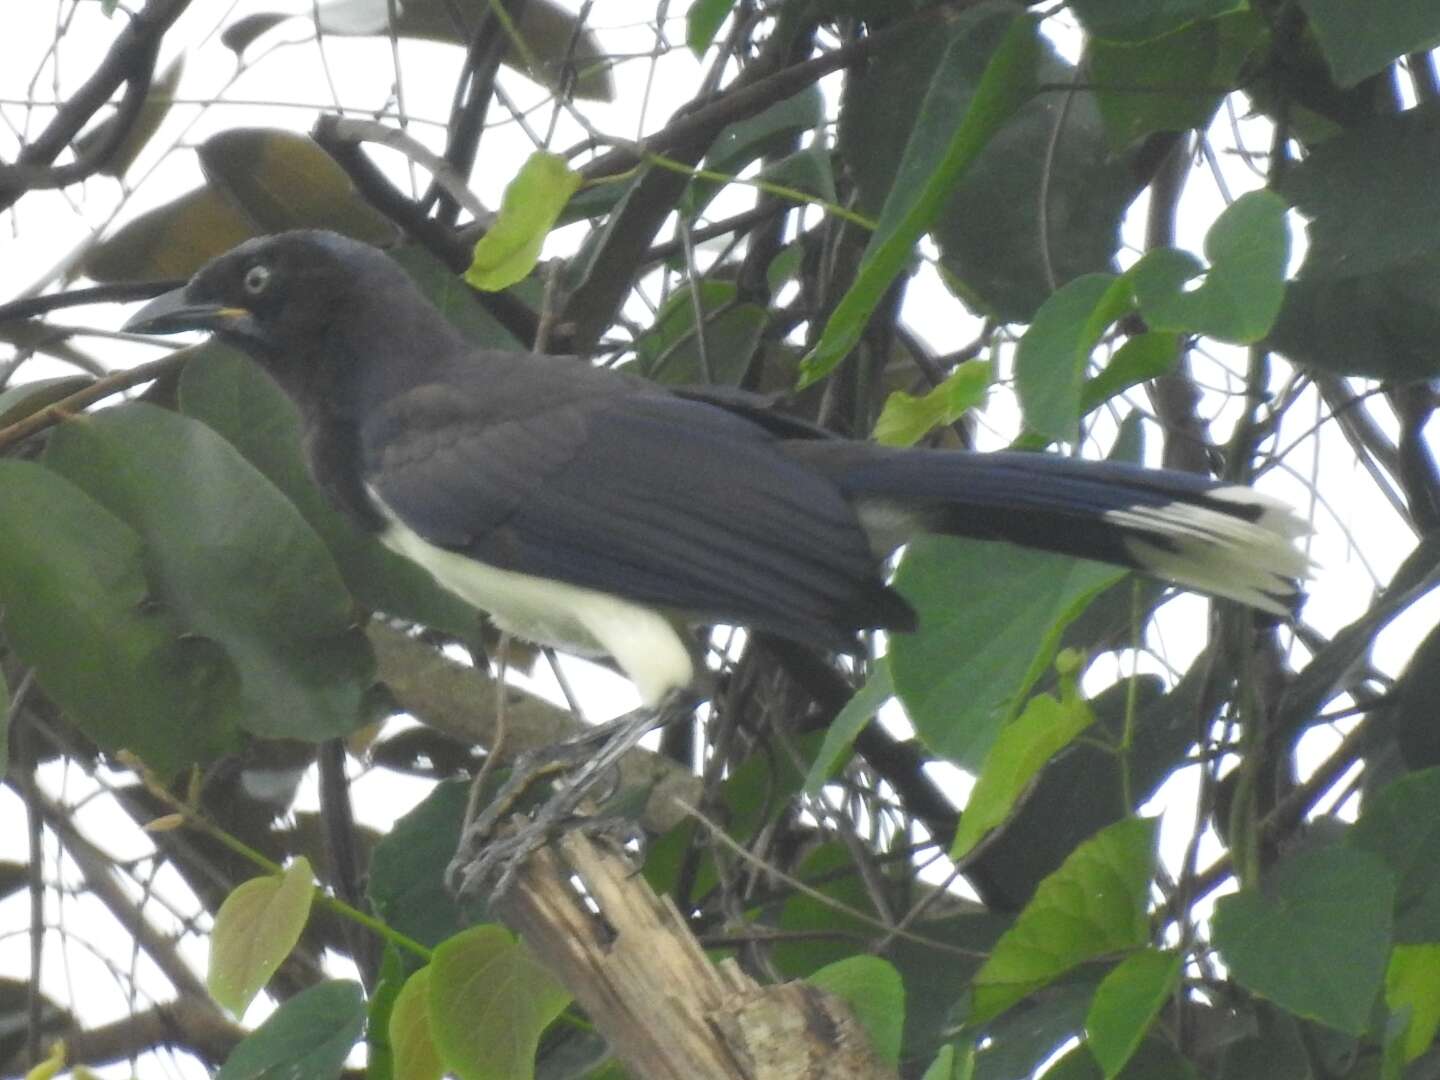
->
<box><xmin>447</xmin><ymin>690</ymin><xmax>697</xmax><ymax>900</ymax></box>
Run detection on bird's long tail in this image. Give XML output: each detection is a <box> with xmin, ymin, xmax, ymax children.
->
<box><xmin>792</xmin><ymin>444</ymin><xmax>1313</xmax><ymax>615</ymax></box>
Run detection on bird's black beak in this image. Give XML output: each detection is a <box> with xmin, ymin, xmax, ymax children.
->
<box><xmin>123</xmin><ymin>286</ymin><xmax>253</xmax><ymax>337</ymax></box>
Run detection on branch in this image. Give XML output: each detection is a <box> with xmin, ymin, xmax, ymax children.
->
<box><xmin>367</xmin><ymin>623</ymin><xmax>699</xmax><ymax>833</ymax></box>
<box><xmin>0</xmin><ymin>352</ymin><xmax>186</xmax><ymax>453</ymax></box>
<box><xmin>491</xmin><ymin>831</ymin><xmax>896</xmax><ymax>1079</ymax></box>
<box><xmin>0</xmin><ymin>0</ymin><xmax>191</xmax><ymax>210</ymax></box>
<box><xmin>0</xmin><ymin>280</ymin><xmax>184</xmax><ymax>325</ymax></box>
<box><xmin>2</xmin><ymin>999</ymin><xmax>244</xmax><ymax>1078</ymax></box>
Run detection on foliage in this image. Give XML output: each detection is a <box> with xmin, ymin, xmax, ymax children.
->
<box><xmin>2</xmin><ymin>1</ymin><xmax>1439</xmax><ymax>1078</ymax></box>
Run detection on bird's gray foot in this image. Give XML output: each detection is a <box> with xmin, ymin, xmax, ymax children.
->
<box><xmin>446</xmin><ymin>693</ymin><xmax>693</xmax><ymax>900</ymax></box>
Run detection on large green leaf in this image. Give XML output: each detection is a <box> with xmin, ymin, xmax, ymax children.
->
<box><xmin>1014</xmin><ymin>273</ymin><xmax>1132</xmax><ymax>444</ymax></box>
<box><xmin>631</xmin><ymin>280</ymin><xmax>767</xmax><ymax>386</ymax></box>
<box><xmin>1217</xmin><ymin>1004</ymin><xmax>1312</xmax><ymax>1080</ymax></box>
<box><xmin>1393</xmin><ymin>622</ymin><xmax>1440</xmax><ymax>770</ymax></box>
<box><xmin>45</xmin><ymin>403</ymin><xmax>375</xmax><ymax>742</ymax></box>
<box><xmin>1283</xmin><ymin>105</ymin><xmax>1440</xmax><ymax>282</ymax></box>
<box><xmin>929</xmin><ymin>39</ymin><xmax>1143</xmax><ymax>322</ymax></box>
<box><xmin>221</xmin><ymin>0</ymin><xmax>613</xmax><ymax>101</ymax></box>
<box><xmin>890</xmin><ymin>536</ymin><xmax>1126</xmax><ymax>770</ymax></box>
<box><xmin>808</xmin><ymin>956</ymin><xmax>905</xmax><ymax>1065</ymax></box>
<box><xmin>208</xmin><ymin>857</ymin><xmax>317</xmax><ymax>1017</ymax></box>
<box><xmin>85</xmin><ymin>185</ymin><xmax>257</xmax><ymax>283</ymax></box>
<box><xmin>0</xmin><ymin>459</ymin><xmax>241</xmax><ymax>775</ymax></box>
<box><xmin>217</xmin><ymin>980</ymin><xmax>365</xmax><ymax>1080</ymax></box>
<box><xmin>952</xmin><ymin>690</ymin><xmax>1095</xmax><ymax>859</ymax></box>
<box><xmin>1268</xmin><ymin>254</ymin><xmax>1440</xmax><ymax>379</ymax></box>
<box><xmin>687</xmin><ymin>0</ymin><xmax>735</xmax><ymax>54</ymax></box>
<box><xmin>685</xmin><ymin>85</ymin><xmax>826</xmax><ymax>216</ymax></box>
<box><xmin>1347</xmin><ymin>767</ymin><xmax>1440</xmax><ymax>943</ymax></box>
<box><xmin>390</xmin><ymin>244</ymin><xmax>526</xmax><ymax>351</ymax></box>
<box><xmin>965</xmin><ymin>670</ymin><xmax>1188</xmax><ymax>912</ymax></box>
<box><xmin>803</xmin><ymin>9</ymin><xmax>1038</xmax><ymax>384</ymax></box>
<box><xmin>1130</xmin><ymin>190</ymin><xmax>1290</xmax><ymax>344</ymax></box>
<box><xmin>428</xmin><ymin>925</ymin><xmax>571</xmax><ymax>1080</ymax></box>
<box><xmin>465</xmin><ymin>151</ymin><xmax>581</xmax><ymax>292</ymax></box>
<box><xmin>179</xmin><ymin>346</ymin><xmax>482</xmax><ymax>639</ymax></box>
<box><xmin>1297</xmin><ymin>0</ymin><xmax>1440</xmax><ymax>87</ymax></box>
<box><xmin>389</xmin><ymin>965</ymin><xmax>444</xmax><ymax>1080</ymax></box>
<box><xmin>1085</xmin><ymin>949</ymin><xmax>1183</xmax><ymax>1079</ymax></box>
<box><xmin>1088</xmin><ymin>11</ymin><xmax>1262</xmax><ymax>147</ymax></box>
<box><xmin>1212</xmin><ymin>845</ymin><xmax>1395</xmax><ymax>1035</ymax></box>
<box><xmin>803</xmin><ymin>661</ymin><xmax>893</xmax><ymax>794</ymax></box>
<box><xmin>969</xmin><ymin>817</ymin><xmax>1158</xmax><ymax>1024</ymax></box>
<box><xmin>199</xmin><ymin>127</ymin><xmax>398</xmax><ymax>243</ymax></box>
<box><xmin>368</xmin><ymin>780</ymin><xmax>477</xmax><ymax>949</ymax></box>
<box><xmin>72</xmin><ymin>55</ymin><xmax>185</xmax><ymax>178</ymax></box>
<box><xmin>1386</xmin><ymin>944</ymin><xmax>1440</xmax><ymax>1066</ymax></box>
<box><xmin>1071</xmin><ymin>0</ymin><xmax>1242</xmax><ymax>42</ymax></box>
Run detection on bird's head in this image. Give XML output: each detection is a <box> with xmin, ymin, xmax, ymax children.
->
<box><xmin>123</xmin><ymin>230</ymin><xmax>408</xmax><ymax>361</ymax></box>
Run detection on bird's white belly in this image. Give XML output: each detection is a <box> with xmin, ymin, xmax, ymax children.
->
<box><xmin>368</xmin><ymin>497</ymin><xmax>695</xmax><ymax>705</ymax></box>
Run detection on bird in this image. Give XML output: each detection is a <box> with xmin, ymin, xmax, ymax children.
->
<box><xmin>124</xmin><ymin>229</ymin><xmax>1310</xmax><ymax>715</ymax></box>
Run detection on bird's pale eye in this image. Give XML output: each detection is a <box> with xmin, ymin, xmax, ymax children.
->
<box><xmin>243</xmin><ymin>264</ymin><xmax>271</xmax><ymax>295</ymax></box>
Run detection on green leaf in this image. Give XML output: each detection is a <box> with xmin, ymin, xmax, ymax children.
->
<box><xmin>0</xmin><ymin>459</ymin><xmax>241</xmax><ymax>775</ymax></box>
<box><xmin>199</xmin><ymin>127</ymin><xmax>398</xmax><ymax>243</ymax></box>
<box><xmin>1045</xmin><ymin>1036</ymin><xmax>1201</xmax><ymax>1079</ymax></box>
<box><xmin>890</xmin><ymin>536</ymin><xmax>1126</xmax><ymax>769</ymax></box>
<box><xmin>1347</xmin><ymin>767</ymin><xmax>1440</xmax><ymax>942</ymax></box>
<box><xmin>931</xmin><ymin>40</ymin><xmax>1142</xmax><ymax>323</ymax></box>
<box><xmin>1297</xmin><ymin>0</ymin><xmax>1440</xmax><ymax>87</ymax></box>
<box><xmin>45</xmin><ymin>403</ymin><xmax>376</xmax><ymax>743</ymax></box>
<box><xmin>390</xmin><ymin>966</ymin><xmax>444</xmax><ymax>1080</ymax></box>
<box><xmin>631</xmin><ymin>281</ymin><xmax>767</xmax><ymax>386</ymax></box>
<box><xmin>429</xmin><ymin>924</ymin><xmax>571</xmax><ymax>1080</ymax></box>
<box><xmin>73</xmin><ymin>55</ymin><xmax>185</xmax><ymax>178</ymax></box>
<box><xmin>0</xmin><ymin>667</ymin><xmax>8</xmax><ymax>782</ymax></box>
<box><xmin>972</xmin><ymin>984</ymin><xmax>1094</xmax><ymax>1077</ymax></box>
<box><xmin>1014</xmin><ymin>273</ymin><xmax>1132</xmax><ymax>444</ymax></box>
<box><xmin>1084</xmin><ymin>949</ymin><xmax>1182</xmax><ymax>1079</ymax></box>
<box><xmin>466</xmin><ymin>151</ymin><xmax>582</xmax><ymax>291</ymax></box>
<box><xmin>803</xmin><ymin>662</ymin><xmax>892</xmax><ymax>794</ymax></box>
<box><xmin>686</xmin><ymin>86</ymin><xmax>826</xmax><ymax>216</ymax></box>
<box><xmin>1131</xmin><ymin>190</ymin><xmax>1290</xmax><ymax>344</ymax></box>
<box><xmin>208</xmin><ymin>857</ymin><xmax>316</xmax><ymax>1017</ymax></box>
<box><xmin>0</xmin><ymin>375</ymin><xmax>92</xmax><ymax>427</ymax></box>
<box><xmin>808</xmin><ymin>955</ymin><xmax>905</xmax><ymax>1064</ymax></box>
<box><xmin>1284</xmin><ymin>104</ymin><xmax>1440</xmax><ymax>282</ymax></box>
<box><xmin>390</xmin><ymin>244</ymin><xmax>525</xmax><ymax>351</ymax></box>
<box><xmin>1268</xmin><ymin>253</ymin><xmax>1440</xmax><ymax>379</ymax></box>
<box><xmin>952</xmin><ymin>691</ymin><xmax>1095</xmax><ymax>860</ymax></box>
<box><xmin>1071</xmin><ymin>0</ymin><xmax>1242</xmax><ymax>42</ymax></box>
<box><xmin>923</xmin><ymin>1044</ymin><xmax>976</xmax><ymax>1080</ymax></box>
<box><xmin>1217</xmin><ymin>1004</ymin><xmax>1312</xmax><ymax>1080</ymax></box>
<box><xmin>969</xmin><ymin>817</ymin><xmax>1157</xmax><ymax>1024</ymax></box>
<box><xmin>1386</xmin><ymin>944</ymin><xmax>1440</xmax><ymax>1065</ymax></box>
<box><xmin>873</xmin><ymin>360</ymin><xmax>992</xmax><ymax>447</ymax></box>
<box><xmin>1089</xmin><ymin>11</ymin><xmax>1262</xmax><ymax>147</ymax></box>
<box><xmin>84</xmin><ymin>185</ymin><xmax>258</xmax><ymax>283</ymax></box>
<box><xmin>369</xmin><ymin>780</ymin><xmax>476</xmax><ymax>948</ymax></box>
<box><xmin>1212</xmin><ymin>844</ymin><xmax>1395</xmax><ymax>1035</ymax></box>
<box><xmin>216</xmin><ymin>980</ymin><xmax>365</xmax><ymax>1080</ymax></box>
<box><xmin>687</xmin><ymin>0</ymin><xmax>734</xmax><ymax>53</ymax></box>
<box><xmin>801</xmin><ymin>12</ymin><xmax>1038</xmax><ymax>385</ymax></box>
<box><xmin>1078</xmin><ymin>333</ymin><xmax>1178</xmax><ymax>417</ymax></box>
<box><xmin>179</xmin><ymin>347</ymin><xmax>481</xmax><ymax>639</ymax></box>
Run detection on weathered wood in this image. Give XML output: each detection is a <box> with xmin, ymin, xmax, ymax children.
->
<box><xmin>491</xmin><ymin>830</ymin><xmax>896</xmax><ymax>1080</ymax></box>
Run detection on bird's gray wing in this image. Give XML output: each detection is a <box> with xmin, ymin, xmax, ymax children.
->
<box><xmin>360</xmin><ymin>362</ymin><xmax>908</xmax><ymax>644</ymax></box>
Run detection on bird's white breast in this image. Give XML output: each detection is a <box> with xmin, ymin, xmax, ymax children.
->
<box><xmin>367</xmin><ymin>488</ymin><xmax>695</xmax><ymax>706</ymax></box>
